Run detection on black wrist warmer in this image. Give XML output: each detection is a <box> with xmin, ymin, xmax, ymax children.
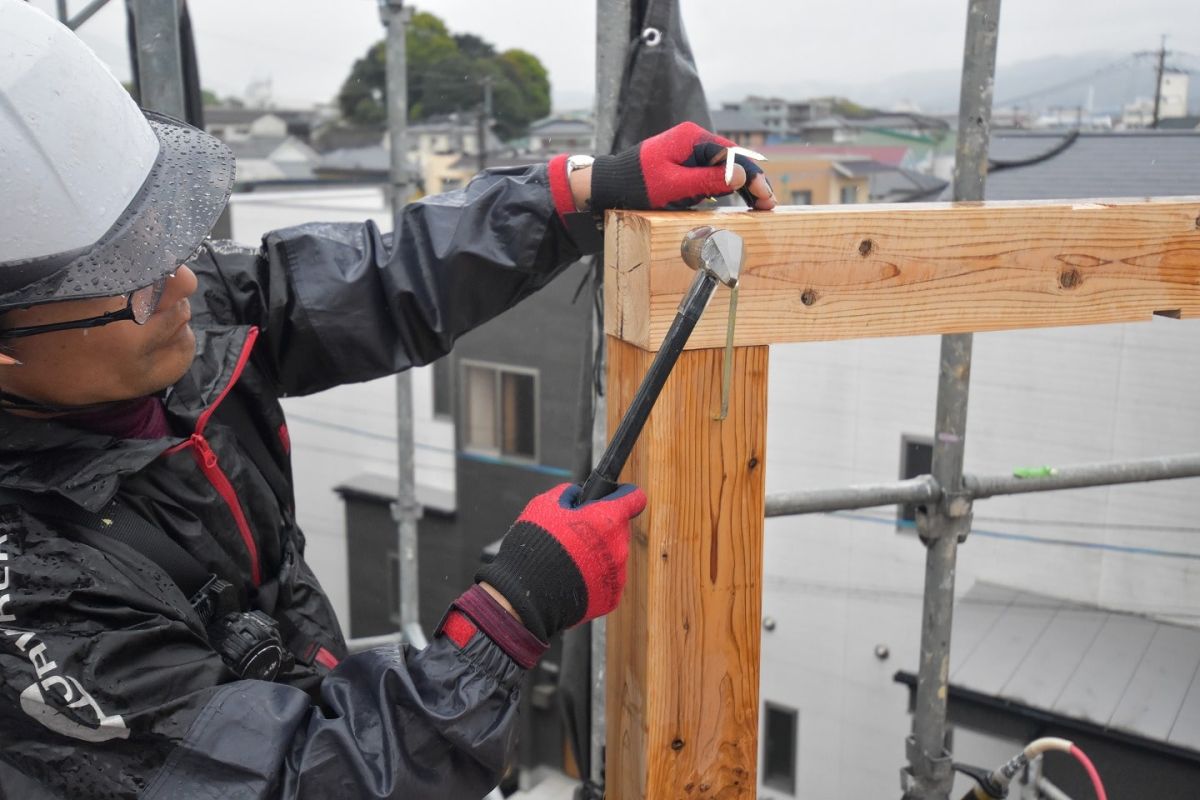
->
<box><xmin>590</xmin><ymin>148</ymin><xmax>649</xmax><ymax>212</ymax></box>
<box><xmin>476</xmin><ymin>520</ymin><xmax>587</xmax><ymax>642</ymax></box>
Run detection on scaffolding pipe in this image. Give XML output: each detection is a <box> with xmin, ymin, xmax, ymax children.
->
<box><xmin>68</xmin><ymin>0</ymin><xmax>113</xmax><ymax>30</ymax></box>
<box><xmin>380</xmin><ymin>0</ymin><xmax>425</xmax><ymax>651</ymax></box>
<box><xmin>905</xmin><ymin>2</ymin><xmax>1000</xmax><ymax>799</ymax></box>
<box><xmin>966</xmin><ymin>453</ymin><xmax>1200</xmax><ymax>498</ymax></box>
<box><xmin>766</xmin><ymin>477</ymin><xmax>938</xmax><ymax>516</ymax></box>
<box><xmin>764</xmin><ymin>453</ymin><xmax>1200</xmax><ymax>517</ymax></box>
<box><xmin>589</xmin><ymin>2</ymin><xmax>633</xmax><ymax>793</ymax></box>
<box><xmin>128</xmin><ymin>0</ymin><xmax>186</xmax><ymax>118</ymax></box>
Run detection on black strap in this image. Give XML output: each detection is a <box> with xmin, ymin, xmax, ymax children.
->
<box><xmin>0</xmin><ymin>487</ymin><xmax>210</xmax><ymax>599</ymax></box>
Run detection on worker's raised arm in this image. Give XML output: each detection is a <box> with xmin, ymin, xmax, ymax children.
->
<box><xmin>190</xmin><ymin>123</ymin><xmax>773</xmax><ymax>397</ymax></box>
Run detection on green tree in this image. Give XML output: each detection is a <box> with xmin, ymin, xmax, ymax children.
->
<box><xmin>336</xmin><ymin>11</ymin><xmax>551</xmax><ymax>140</ymax></box>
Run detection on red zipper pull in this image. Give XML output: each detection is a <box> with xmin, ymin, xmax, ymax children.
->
<box><xmin>192</xmin><ymin>434</ymin><xmax>218</xmax><ymax>469</ymax></box>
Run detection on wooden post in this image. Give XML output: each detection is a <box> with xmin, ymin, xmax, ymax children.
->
<box><xmin>601</xmin><ymin>197</ymin><xmax>1200</xmax><ymax>797</ymax></box>
<box><xmin>604</xmin><ymin>338</ymin><xmax>767</xmax><ymax>800</ymax></box>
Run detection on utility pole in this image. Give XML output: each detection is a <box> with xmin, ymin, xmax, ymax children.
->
<box><xmin>378</xmin><ymin>0</ymin><xmax>424</xmax><ymax>650</ymax></box>
<box><xmin>902</xmin><ymin>1</ymin><xmax>999</xmax><ymax>799</ymax></box>
<box><xmin>1152</xmin><ymin>34</ymin><xmax>1167</xmax><ymax>128</ymax></box>
<box><xmin>476</xmin><ymin>75</ymin><xmax>493</xmax><ymax>173</ymax></box>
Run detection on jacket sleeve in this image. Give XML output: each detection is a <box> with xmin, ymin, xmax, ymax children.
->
<box><xmin>193</xmin><ymin>164</ymin><xmax>598</xmax><ymax>396</ymax></box>
<box><xmin>0</xmin><ymin>505</ymin><xmax>521</xmax><ymax>800</ymax></box>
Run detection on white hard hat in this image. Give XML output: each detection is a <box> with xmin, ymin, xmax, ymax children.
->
<box><xmin>0</xmin><ymin>0</ymin><xmax>234</xmax><ymax>313</ymax></box>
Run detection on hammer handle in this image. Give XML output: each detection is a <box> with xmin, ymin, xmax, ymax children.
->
<box><xmin>578</xmin><ymin>271</ymin><xmax>718</xmax><ymax>504</ymax></box>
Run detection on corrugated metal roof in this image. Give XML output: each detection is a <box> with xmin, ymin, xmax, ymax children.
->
<box><xmin>938</xmin><ymin>130</ymin><xmax>1200</xmax><ymax>200</ymax></box>
<box><xmin>948</xmin><ymin>582</ymin><xmax>1200</xmax><ymax>752</ymax></box>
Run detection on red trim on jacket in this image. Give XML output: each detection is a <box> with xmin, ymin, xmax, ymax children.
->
<box><xmin>163</xmin><ymin>327</ymin><xmax>264</xmax><ymax>585</ymax></box>
<box><xmin>314</xmin><ymin>647</ymin><xmax>340</xmax><ymax>670</ymax></box>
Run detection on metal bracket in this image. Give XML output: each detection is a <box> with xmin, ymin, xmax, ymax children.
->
<box><xmin>915</xmin><ymin>487</ymin><xmax>973</xmax><ymax>545</ymax></box>
<box><xmin>391</xmin><ymin>500</ymin><xmax>424</xmax><ymax>524</ymax></box>
<box><xmin>712</xmin><ymin>283</ymin><xmax>738</xmax><ymax>420</ymax></box>
<box><xmin>902</xmin><ymin>735</ymin><xmax>955</xmax><ymax>795</ymax></box>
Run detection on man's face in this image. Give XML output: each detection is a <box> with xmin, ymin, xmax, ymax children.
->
<box><xmin>0</xmin><ymin>266</ymin><xmax>198</xmax><ymax>409</ymax></box>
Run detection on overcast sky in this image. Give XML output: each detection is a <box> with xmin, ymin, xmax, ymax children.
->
<box><xmin>33</xmin><ymin>0</ymin><xmax>1200</xmax><ymax>112</ymax></box>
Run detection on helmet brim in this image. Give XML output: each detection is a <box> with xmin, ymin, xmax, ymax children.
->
<box><xmin>0</xmin><ymin>112</ymin><xmax>235</xmax><ymax>313</ymax></box>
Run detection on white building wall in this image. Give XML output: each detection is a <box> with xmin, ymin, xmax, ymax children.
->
<box><xmin>228</xmin><ymin>187</ymin><xmax>455</xmax><ymax>626</ymax></box>
<box><xmin>759</xmin><ymin>318</ymin><xmax>1200</xmax><ymax>797</ymax></box>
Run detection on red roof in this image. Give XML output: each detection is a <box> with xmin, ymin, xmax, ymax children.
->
<box><xmin>758</xmin><ymin>144</ymin><xmax>910</xmax><ymax>167</ymax></box>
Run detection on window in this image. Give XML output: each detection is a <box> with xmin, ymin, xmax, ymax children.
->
<box><xmin>791</xmin><ymin>190</ymin><xmax>812</xmax><ymax>205</ymax></box>
<box><xmin>762</xmin><ymin>703</ymin><xmax>798</xmax><ymax>795</ymax></box>
<box><xmin>432</xmin><ymin>357</ymin><xmax>453</xmax><ymax>420</ymax></box>
<box><xmin>461</xmin><ymin>361</ymin><xmax>537</xmax><ymax>460</ymax></box>
<box><xmin>840</xmin><ymin>185</ymin><xmax>858</xmax><ymax>204</ymax></box>
<box><xmin>898</xmin><ymin>434</ymin><xmax>933</xmax><ymax>527</ymax></box>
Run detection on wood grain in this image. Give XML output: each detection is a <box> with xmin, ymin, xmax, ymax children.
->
<box><xmin>605</xmin><ymin>338</ymin><xmax>768</xmax><ymax>800</ymax></box>
<box><xmin>604</xmin><ymin>197</ymin><xmax>1200</xmax><ymax>351</ymax></box>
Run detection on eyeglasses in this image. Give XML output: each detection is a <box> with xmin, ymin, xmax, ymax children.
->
<box><xmin>0</xmin><ymin>276</ymin><xmax>169</xmax><ymax>340</ymax></box>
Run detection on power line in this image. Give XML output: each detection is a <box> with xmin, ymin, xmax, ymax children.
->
<box><xmin>994</xmin><ymin>54</ymin><xmax>1146</xmax><ymax>107</ymax></box>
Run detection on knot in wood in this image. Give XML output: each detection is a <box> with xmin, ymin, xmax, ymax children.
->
<box><xmin>671</xmin><ymin>738</ymin><xmax>685</xmax><ymax>751</ymax></box>
<box><xmin>1059</xmin><ymin>268</ymin><xmax>1082</xmax><ymax>289</ymax></box>
<box><xmin>800</xmin><ymin>289</ymin><xmax>818</xmax><ymax>306</ymax></box>
<box><xmin>858</xmin><ymin>238</ymin><xmax>874</xmax><ymax>256</ymax></box>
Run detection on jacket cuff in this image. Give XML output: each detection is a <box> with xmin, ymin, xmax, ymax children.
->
<box><xmin>547</xmin><ymin>154</ymin><xmax>605</xmax><ymax>255</ymax></box>
<box><xmin>437</xmin><ymin>584</ymin><xmax>548</xmax><ymax>670</ymax></box>
<box><xmin>547</xmin><ymin>154</ymin><xmax>576</xmax><ymax>220</ymax></box>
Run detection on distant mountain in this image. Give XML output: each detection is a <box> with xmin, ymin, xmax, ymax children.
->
<box><xmin>706</xmin><ymin>51</ymin><xmax>1199</xmax><ymax>117</ymax></box>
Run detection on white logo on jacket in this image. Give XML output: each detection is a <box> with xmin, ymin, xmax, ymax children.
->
<box><xmin>0</xmin><ymin>533</ymin><xmax>130</xmax><ymax>743</ymax></box>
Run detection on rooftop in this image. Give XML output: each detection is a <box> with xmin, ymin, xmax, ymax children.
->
<box><xmin>914</xmin><ymin>582</ymin><xmax>1200</xmax><ymax>754</ymax></box>
<box><xmin>938</xmin><ymin>130</ymin><xmax>1200</xmax><ymax>200</ymax></box>
<box><xmin>710</xmin><ymin>108</ymin><xmax>772</xmax><ymax>133</ymax></box>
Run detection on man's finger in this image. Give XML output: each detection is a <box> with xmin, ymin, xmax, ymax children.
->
<box><xmin>746</xmin><ymin>173</ymin><xmax>776</xmax><ymax>210</ymax></box>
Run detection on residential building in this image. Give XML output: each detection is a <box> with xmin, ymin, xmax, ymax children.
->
<box><xmin>313</xmin><ymin>144</ymin><xmax>392</xmax><ymax>183</ymax></box>
<box><xmin>722</xmin><ymin>95</ymin><xmax>833</xmax><ymax>138</ymax></box>
<box><xmin>527</xmin><ymin>116</ymin><xmax>594</xmax><ymax>153</ymax></box>
<box><xmin>408</xmin><ymin>113</ymin><xmax>503</xmax><ymax>165</ymax></box>
<box><xmin>1122</xmin><ymin>70</ymin><xmax>1190</xmax><ymax>127</ymax></box>
<box><xmin>755</xmin><ymin>151</ymin><xmax>871</xmax><ymax>205</ymax></box>
<box><xmin>226</xmin><ymin>135</ymin><xmax>319</xmax><ymax>183</ymax></box>
<box><xmin>205</xmin><ymin>106</ymin><xmax>320</xmax><ymax>143</ymax></box>
<box><xmin>710</xmin><ymin>108</ymin><xmax>771</xmax><ymax>149</ymax></box>
<box><xmin>793</xmin><ymin>111</ymin><xmax>950</xmax><ymax>146</ymax></box>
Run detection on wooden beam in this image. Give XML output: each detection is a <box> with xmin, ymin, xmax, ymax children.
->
<box><xmin>605</xmin><ymin>338</ymin><xmax>767</xmax><ymax>800</ymax></box>
<box><xmin>604</xmin><ymin>197</ymin><xmax>1200</xmax><ymax>351</ymax></box>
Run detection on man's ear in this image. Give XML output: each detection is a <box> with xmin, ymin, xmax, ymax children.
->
<box><xmin>0</xmin><ymin>353</ymin><xmax>20</xmax><ymax>366</ymax></box>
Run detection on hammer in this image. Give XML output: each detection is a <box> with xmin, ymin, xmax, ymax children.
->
<box><xmin>578</xmin><ymin>226</ymin><xmax>744</xmax><ymax>504</ymax></box>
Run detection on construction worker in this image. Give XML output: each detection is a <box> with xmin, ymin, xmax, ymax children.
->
<box><xmin>0</xmin><ymin>4</ymin><xmax>775</xmax><ymax>798</ymax></box>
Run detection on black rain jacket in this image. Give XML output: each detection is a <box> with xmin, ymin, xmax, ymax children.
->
<box><xmin>0</xmin><ymin>165</ymin><xmax>591</xmax><ymax>799</ymax></box>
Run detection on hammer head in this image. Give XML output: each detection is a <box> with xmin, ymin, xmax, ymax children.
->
<box><xmin>680</xmin><ymin>226</ymin><xmax>743</xmax><ymax>287</ymax></box>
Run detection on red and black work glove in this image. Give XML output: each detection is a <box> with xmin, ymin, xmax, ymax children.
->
<box><xmin>475</xmin><ymin>482</ymin><xmax>647</xmax><ymax>642</ymax></box>
<box><xmin>590</xmin><ymin>121</ymin><xmax>768</xmax><ymax>211</ymax></box>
